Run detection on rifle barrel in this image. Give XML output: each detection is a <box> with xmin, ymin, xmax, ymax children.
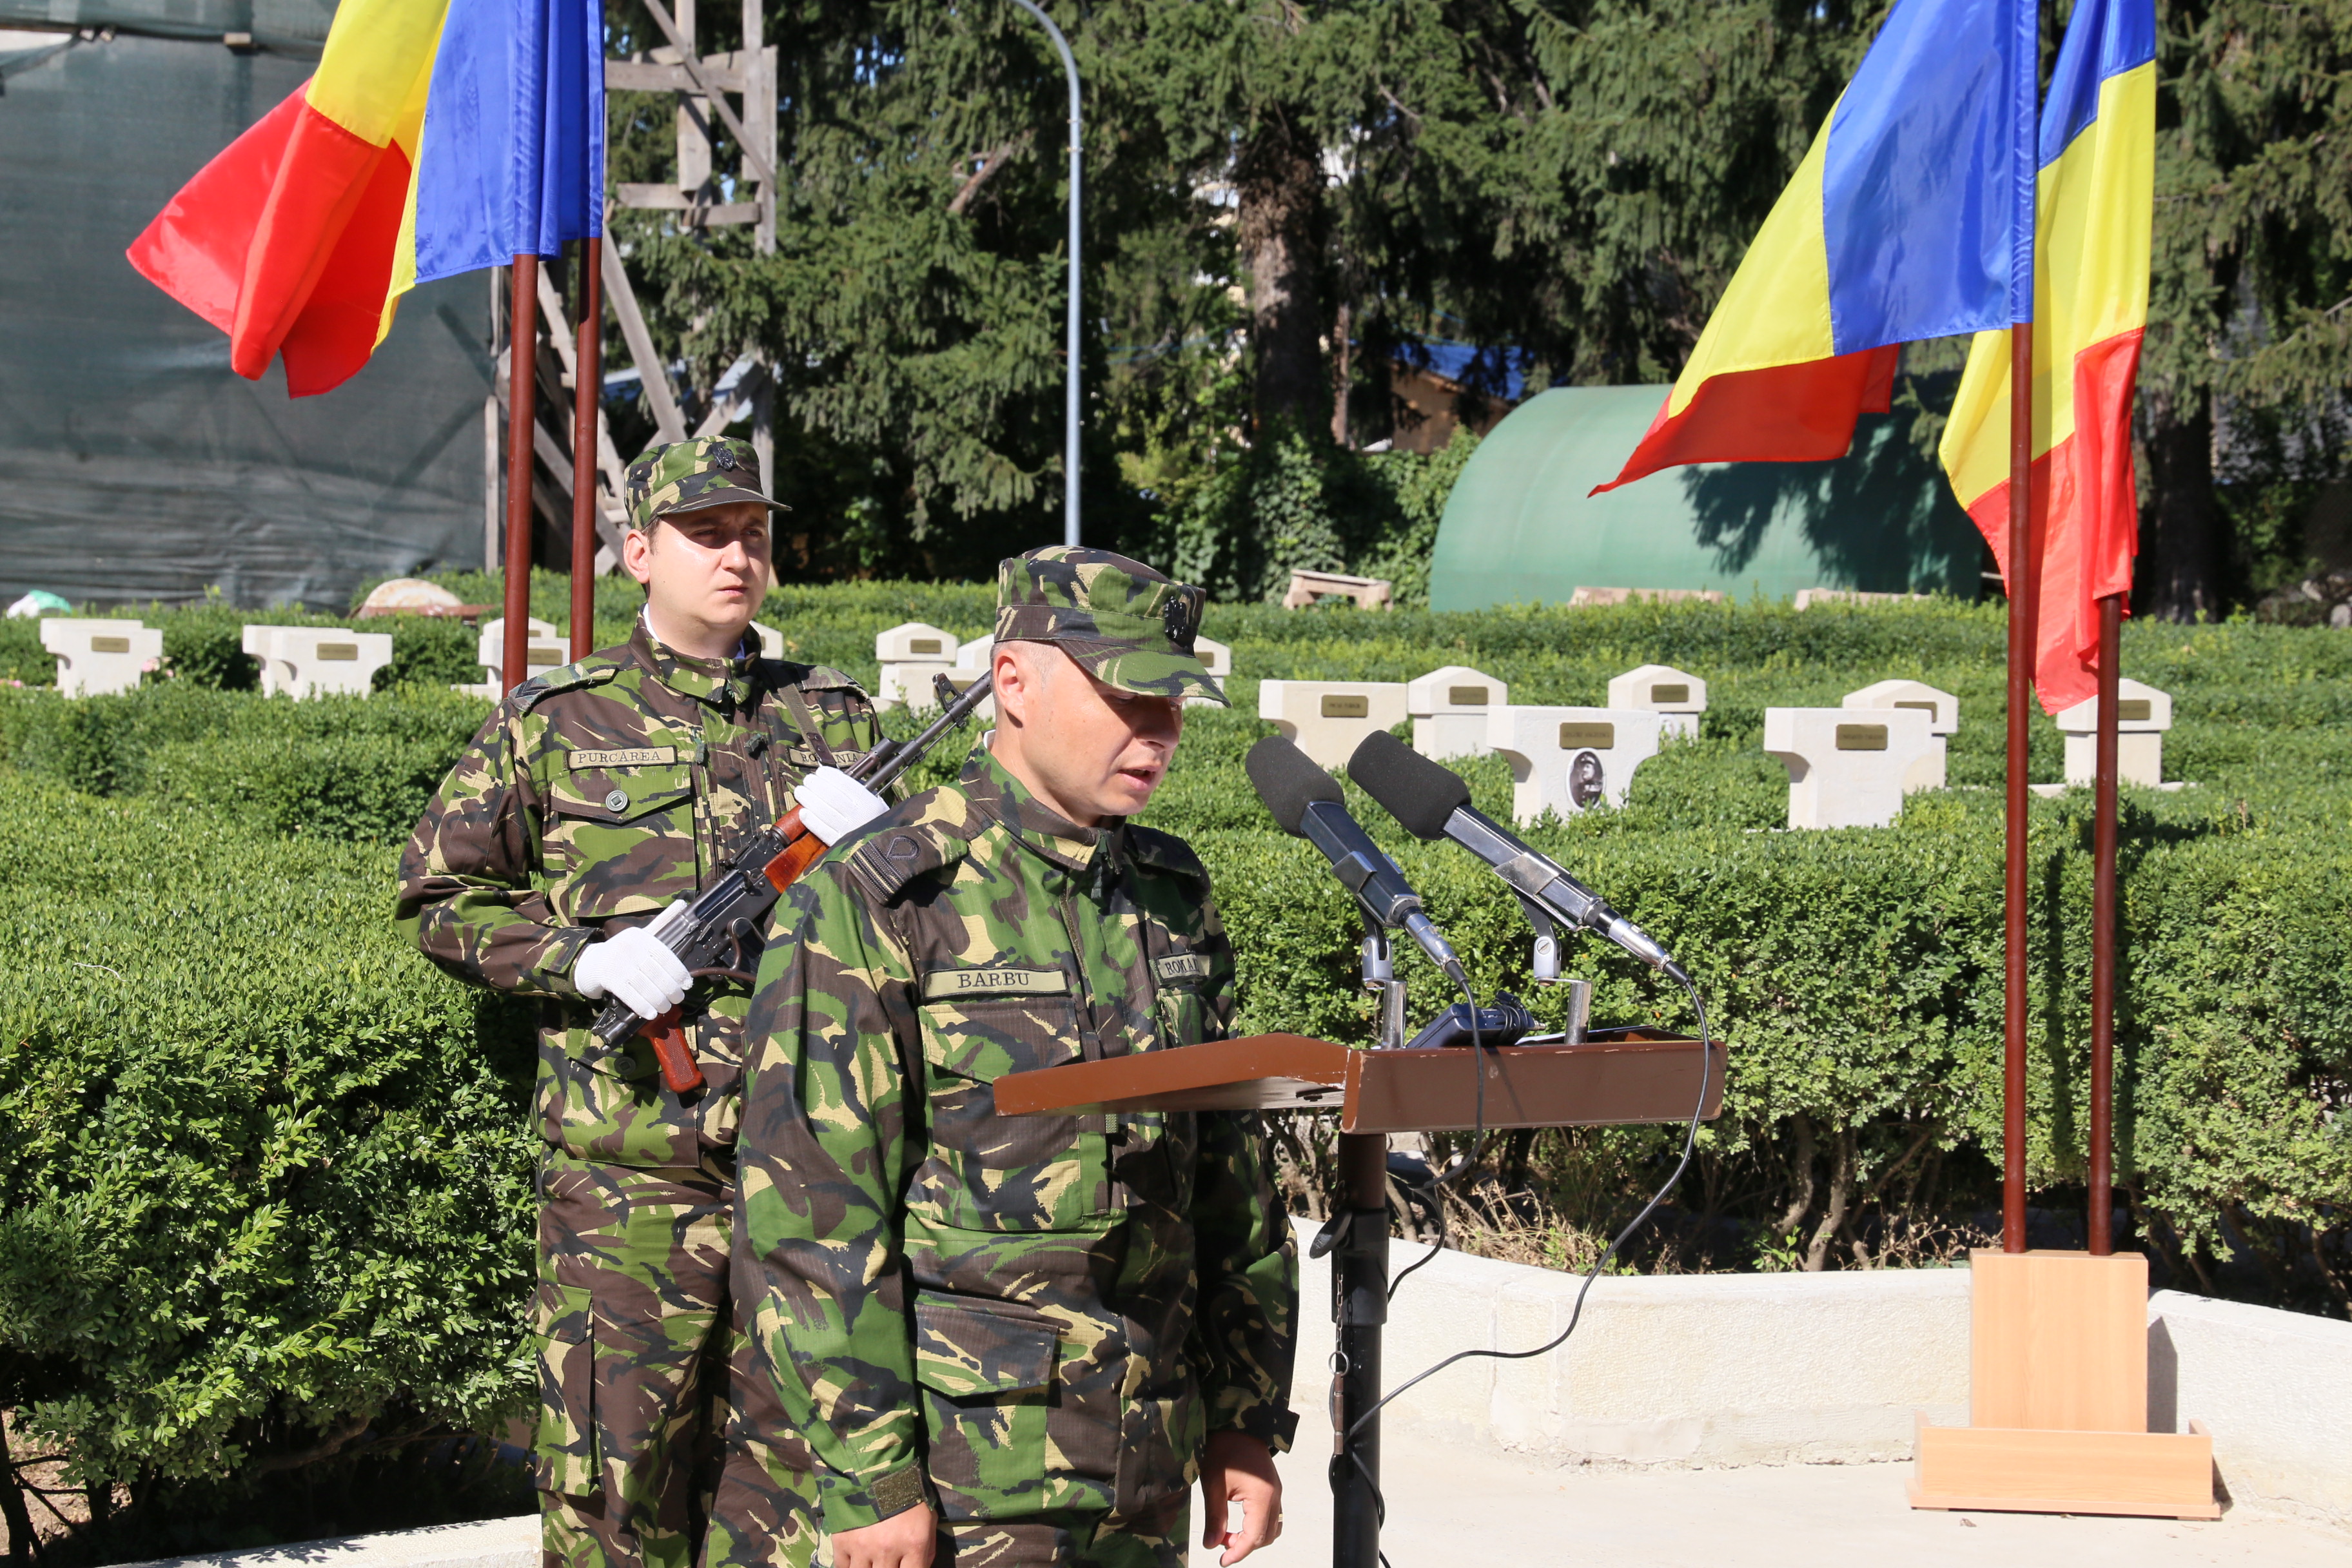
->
<box><xmin>859</xmin><ymin>674</ymin><xmax>994</xmax><ymax>796</ymax></box>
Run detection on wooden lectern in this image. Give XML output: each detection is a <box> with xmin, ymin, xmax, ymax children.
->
<box><xmin>999</xmin><ymin>1027</ymin><xmax>1724</xmax><ymax>1568</ymax></box>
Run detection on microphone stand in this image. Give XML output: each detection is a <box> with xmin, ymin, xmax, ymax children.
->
<box><xmin>1322</xmin><ymin>918</ymin><xmax>1403</xmax><ymax>1568</ymax></box>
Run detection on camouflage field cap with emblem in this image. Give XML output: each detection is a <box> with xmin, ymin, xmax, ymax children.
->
<box><xmin>623</xmin><ymin>436</ymin><xmax>790</xmax><ymax>532</ymax></box>
<box><xmin>994</xmin><ymin>545</ymin><xmax>1225</xmax><ymax>705</ymax></box>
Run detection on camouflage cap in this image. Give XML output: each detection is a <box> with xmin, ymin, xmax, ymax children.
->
<box><xmin>995</xmin><ymin>546</ymin><xmax>1224</xmax><ymax>705</ymax></box>
<box><xmin>622</xmin><ymin>436</ymin><xmax>789</xmax><ymax>532</ymax></box>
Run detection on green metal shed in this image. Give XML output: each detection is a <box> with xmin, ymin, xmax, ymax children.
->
<box><xmin>1429</xmin><ymin>385</ymin><xmax>1985</xmax><ymax>611</ymax></box>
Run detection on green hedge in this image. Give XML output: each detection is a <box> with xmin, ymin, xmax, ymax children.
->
<box><xmin>0</xmin><ymin>586</ymin><xmax>2344</xmax><ymax>1551</ymax></box>
<box><xmin>0</xmin><ymin>781</ymin><xmax>538</xmax><ymax>1555</ymax></box>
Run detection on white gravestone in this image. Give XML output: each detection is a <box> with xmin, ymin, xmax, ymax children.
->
<box><xmin>1258</xmin><ymin>680</ymin><xmax>1409</xmax><ymax>770</ymax></box>
<box><xmin>875</xmin><ymin>622</ymin><xmax>959</xmax><ymax>712</ymax></box>
<box><xmin>1605</xmin><ymin>663</ymin><xmax>1708</xmax><ymax>741</ymax></box>
<box><xmin>1406</xmin><ymin>665</ymin><xmax>1507</xmax><ymax>760</ymax></box>
<box><xmin>41</xmin><ymin>618</ymin><xmax>161</xmax><ymax>697</ymax></box>
<box><xmin>241</xmin><ymin>625</ymin><xmax>394</xmax><ymax>700</ymax></box>
<box><xmin>2055</xmin><ymin>680</ymin><xmax>2173</xmax><ymax>788</ymax></box>
<box><xmin>1842</xmin><ymin>679</ymin><xmax>1958</xmax><ymax>792</ymax></box>
<box><xmin>480</xmin><ymin>618</ymin><xmax>572</xmax><ymax>684</ymax></box>
<box><xmin>1486</xmin><ymin>707</ymin><xmax>1665</xmax><ymax>824</ymax></box>
<box><xmin>1763</xmin><ymin>707</ymin><xmax>1939</xmax><ymax>828</ymax></box>
<box><xmin>1186</xmin><ymin>635</ymin><xmax>1233</xmax><ymax>707</ymax></box>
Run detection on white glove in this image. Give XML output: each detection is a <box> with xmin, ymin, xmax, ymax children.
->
<box><xmin>574</xmin><ymin>923</ymin><xmax>693</xmax><ymax>1021</ymax></box>
<box><xmin>794</xmin><ymin>765</ymin><xmax>891</xmax><ymax>844</ymax></box>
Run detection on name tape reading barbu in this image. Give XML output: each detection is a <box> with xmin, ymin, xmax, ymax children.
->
<box><xmin>569</xmin><ymin>747</ymin><xmax>680</xmax><ymax>770</ymax></box>
<box><xmin>921</xmin><ymin>967</ymin><xmax>1072</xmax><ymax>1001</ymax></box>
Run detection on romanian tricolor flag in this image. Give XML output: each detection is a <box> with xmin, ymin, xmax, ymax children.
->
<box><xmin>1596</xmin><ymin>0</ymin><xmax>2035</xmax><ymax>493</ymax></box>
<box><xmin>128</xmin><ymin>0</ymin><xmax>603</xmax><ymax>398</ymax></box>
<box><xmin>1940</xmin><ymin>0</ymin><xmax>2155</xmax><ymax>713</ymax></box>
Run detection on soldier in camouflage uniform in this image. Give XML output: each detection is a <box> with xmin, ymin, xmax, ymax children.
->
<box><xmin>396</xmin><ymin>438</ymin><xmax>896</xmax><ymax>1568</ymax></box>
<box><xmin>727</xmin><ymin>547</ymin><xmax>1298</xmax><ymax>1568</ymax></box>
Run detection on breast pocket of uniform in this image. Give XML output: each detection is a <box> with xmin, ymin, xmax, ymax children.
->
<box><xmin>1150</xmin><ymin>950</ymin><xmax>1215</xmax><ymax>1050</ymax></box>
<box><xmin>544</xmin><ymin>756</ymin><xmax>696</xmax><ymax>921</ymax></box>
<box><xmin>916</xmin><ymin>968</ymin><xmax>1104</xmax><ymax>1232</ymax></box>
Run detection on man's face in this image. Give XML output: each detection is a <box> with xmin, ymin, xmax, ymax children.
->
<box><xmin>623</xmin><ymin>500</ymin><xmax>773</xmax><ymax>642</ymax></box>
<box><xmin>992</xmin><ymin>642</ymin><xmax>1184</xmax><ymax>824</ymax></box>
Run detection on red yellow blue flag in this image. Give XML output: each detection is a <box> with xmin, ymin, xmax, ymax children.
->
<box><xmin>128</xmin><ymin>0</ymin><xmax>604</xmax><ymax>398</ymax></box>
<box><xmin>1940</xmin><ymin>0</ymin><xmax>2155</xmax><ymax>713</ymax></box>
<box><xmin>1597</xmin><ymin>0</ymin><xmax>2037</xmax><ymax>493</ymax></box>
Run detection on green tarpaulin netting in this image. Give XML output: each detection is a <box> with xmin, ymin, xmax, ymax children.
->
<box><xmin>0</xmin><ymin>23</ymin><xmax>493</xmax><ymax>610</ymax></box>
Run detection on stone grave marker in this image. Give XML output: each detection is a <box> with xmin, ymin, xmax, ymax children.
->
<box><xmin>2054</xmin><ymin>679</ymin><xmax>2173</xmax><ymax>788</ymax></box>
<box><xmin>481</xmin><ymin>618</ymin><xmax>572</xmax><ymax>681</ymax></box>
<box><xmin>1842</xmin><ymin>679</ymin><xmax>1958</xmax><ymax>791</ymax></box>
<box><xmin>41</xmin><ymin>618</ymin><xmax>161</xmax><ymax>696</ymax></box>
<box><xmin>875</xmin><ymin>622</ymin><xmax>959</xmax><ymax>711</ymax></box>
<box><xmin>1605</xmin><ymin>663</ymin><xmax>1708</xmax><ymax>741</ymax></box>
<box><xmin>242</xmin><ymin>625</ymin><xmax>394</xmax><ymax>700</ymax></box>
<box><xmin>1486</xmin><ymin>706</ymin><xmax>1665</xmax><ymax>823</ymax></box>
<box><xmin>1187</xmin><ymin>634</ymin><xmax>1233</xmax><ymax>707</ymax></box>
<box><xmin>1258</xmin><ymin>680</ymin><xmax>1409</xmax><ymax>770</ymax></box>
<box><xmin>1406</xmin><ymin>665</ymin><xmax>1507</xmax><ymax>760</ymax></box>
<box><xmin>1763</xmin><ymin>706</ymin><xmax>1938</xmax><ymax>828</ymax></box>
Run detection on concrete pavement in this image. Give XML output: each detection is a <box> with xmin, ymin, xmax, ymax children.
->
<box><xmin>1209</xmin><ymin>1439</ymin><xmax>2352</xmax><ymax>1567</ymax></box>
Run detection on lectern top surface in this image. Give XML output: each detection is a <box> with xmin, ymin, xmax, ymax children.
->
<box><xmin>994</xmin><ymin>1031</ymin><xmax>1723</xmax><ymax>1133</ymax></box>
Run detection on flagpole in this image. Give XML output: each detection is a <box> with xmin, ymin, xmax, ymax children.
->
<box><xmin>2088</xmin><ymin>592</ymin><xmax>2121</xmax><ymax>1253</ymax></box>
<box><xmin>2003</xmin><ymin>325</ymin><xmax>2036</xmax><ymax>1255</ymax></box>
<box><xmin>503</xmin><ymin>255</ymin><xmax>541</xmax><ymax>693</ymax></box>
<box><xmin>2000</xmin><ymin>0</ymin><xmax>2041</xmax><ymax>1257</ymax></box>
<box><xmin>570</xmin><ymin>236</ymin><xmax>603</xmax><ymax>662</ymax></box>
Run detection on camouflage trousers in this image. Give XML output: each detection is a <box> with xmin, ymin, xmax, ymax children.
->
<box><xmin>704</xmin><ymin>1460</ymin><xmax>1186</xmax><ymax>1568</ymax></box>
<box><xmin>536</xmin><ymin>1148</ymin><xmax>781</xmax><ymax>1568</ymax></box>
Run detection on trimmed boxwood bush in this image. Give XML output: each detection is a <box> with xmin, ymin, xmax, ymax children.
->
<box><xmin>0</xmin><ymin>781</ymin><xmax>538</xmax><ymax>1557</ymax></box>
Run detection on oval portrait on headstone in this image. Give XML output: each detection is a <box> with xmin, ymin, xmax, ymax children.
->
<box><xmin>1568</xmin><ymin>749</ymin><xmax>1605</xmax><ymax>808</ymax></box>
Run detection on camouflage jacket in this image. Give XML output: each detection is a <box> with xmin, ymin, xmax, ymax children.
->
<box><xmin>733</xmin><ymin>748</ymin><xmax>1299</xmax><ymax>1536</ymax></box>
<box><xmin>396</xmin><ymin>617</ymin><xmax>886</xmax><ymax>1168</ymax></box>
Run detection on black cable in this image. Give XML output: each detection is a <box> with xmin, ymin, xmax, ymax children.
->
<box><xmin>1344</xmin><ymin>974</ymin><xmax>1712</xmax><ymax>1444</ymax></box>
<box><xmin>1386</xmin><ymin>966</ymin><xmax>1484</xmax><ymax>1302</ymax></box>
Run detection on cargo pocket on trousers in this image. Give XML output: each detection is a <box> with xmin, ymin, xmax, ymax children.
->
<box><xmin>534</xmin><ymin>1282</ymin><xmax>601</xmax><ymax>1498</ymax></box>
<box><xmin>910</xmin><ymin>1293</ymin><xmax>1063</xmax><ymax>1517</ymax></box>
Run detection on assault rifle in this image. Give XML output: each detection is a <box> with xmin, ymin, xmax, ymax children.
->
<box><xmin>593</xmin><ymin>671</ymin><xmax>994</xmax><ymax>1092</ymax></box>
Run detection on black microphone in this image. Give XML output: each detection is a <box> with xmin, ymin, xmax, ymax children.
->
<box><xmin>1347</xmin><ymin>731</ymin><xmax>1688</xmax><ymax>983</ymax></box>
<box><xmin>1244</xmin><ymin>736</ymin><xmax>1468</xmax><ymax>984</ymax></box>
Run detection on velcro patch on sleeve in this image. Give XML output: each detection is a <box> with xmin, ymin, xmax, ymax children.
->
<box><xmin>568</xmin><ymin>747</ymin><xmax>679</xmax><ymax>769</ymax></box>
<box><xmin>920</xmin><ymin>967</ymin><xmax>1071</xmax><ymax>1001</ymax></box>
<box><xmin>1153</xmin><ymin>953</ymin><xmax>1212</xmax><ymax>984</ymax></box>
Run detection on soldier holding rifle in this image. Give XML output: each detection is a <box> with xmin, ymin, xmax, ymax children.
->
<box><xmin>397</xmin><ymin>437</ymin><xmax>896</xmax><ymax>1568</ymax></box>
<box><xmin>725</xmin><ymin>548</ymin><xmax>1299</xmax><ymax>1568</ymax></box>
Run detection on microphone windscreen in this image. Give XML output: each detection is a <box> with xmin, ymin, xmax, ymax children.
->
<box><xmin>1347</xmin><ymin>730</ymin><xmax>1470</xmax><ymax>840</ymax></box>
<box><xmin>1245</xmin><ymin>735</ymin><xmax>1341</xmax><ymax>836</ymax></box>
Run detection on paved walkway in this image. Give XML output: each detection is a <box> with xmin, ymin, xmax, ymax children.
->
<box><xmin>1233</xmin><ymin>1443</ymin><xmax>2352</xmax><ymax>1568</ymax></box>
<box><xmin>122</xmin><ymin>1451</ymin><xmax>2351</xmax><ymax>1568</ymax></box>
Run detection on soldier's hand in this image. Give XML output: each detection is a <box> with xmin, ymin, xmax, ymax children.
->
<box><xmin>572</xmin><ymin>925</ymin><xmax>692</xmax><ymax>1020</ymax></box>
<box><xmin>832</xmin><ymin>1501</ymin><xmax>936</xmax><ymax>1568</ymax></box>
<box><xmin>1200</xmin><ymin>1431</ymin><xmax>1283</xmax><ymax>1564</ymax></box>
<box><xmin>794</xmin><ymin>765</ymin><xmax>891</xmax><ymax>843</ymax></box>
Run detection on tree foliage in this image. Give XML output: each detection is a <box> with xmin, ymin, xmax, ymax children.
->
<box><xmin>600</xmin><ymin>2</ymin><xmax>2349</xmax><ymax>614</ymax></box>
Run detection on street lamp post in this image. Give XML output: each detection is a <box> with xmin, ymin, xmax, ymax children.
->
<box><xmin>1007</xmin><ymin>0</ymin><xmax>1082</xmax><ymax>549</ymax></box>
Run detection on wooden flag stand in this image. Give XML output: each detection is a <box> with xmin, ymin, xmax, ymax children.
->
<box><xmin>1908</xmin><ymin>311</ymin><xmax>2218</xmax><ymax>1514</ymax></box>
